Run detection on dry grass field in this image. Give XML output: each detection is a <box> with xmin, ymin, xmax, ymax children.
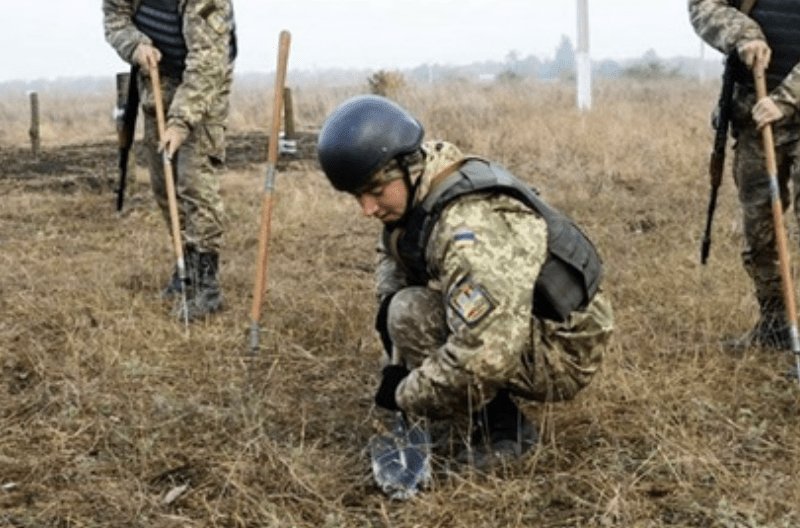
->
<box><xmin>2</xmin><ymin>76</ymin><xmax>800</xmax><ymax>527</ymax></box>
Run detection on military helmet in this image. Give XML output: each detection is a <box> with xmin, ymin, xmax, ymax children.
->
<box><xmin>317</xmin><ymin>94</ymin><xmax>424</xmax><ymax>193</ymax></box>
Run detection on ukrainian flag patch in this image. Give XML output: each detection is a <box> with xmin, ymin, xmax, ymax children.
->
<box><xmin>453</xmin><ymin>227</ymin><xmax>476</xmax><ymax>249</ymax></box>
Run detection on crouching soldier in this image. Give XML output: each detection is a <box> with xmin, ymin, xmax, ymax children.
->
<box><xmin>316</xmin><ymin>95</ymin><xmax>614</xmax><ymax>468</ymax></box>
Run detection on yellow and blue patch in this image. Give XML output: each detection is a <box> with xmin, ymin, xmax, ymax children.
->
<box><xmin>448</xmin><ymin>276</ymin><xmax>496</xmax><ymax>326</ymax></box>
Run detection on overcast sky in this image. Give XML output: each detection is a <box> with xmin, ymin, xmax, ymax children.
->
<box><xmin>1</xmin><ymin>0</ymin><xmax>711</xmax><ymax>83</ymax></box>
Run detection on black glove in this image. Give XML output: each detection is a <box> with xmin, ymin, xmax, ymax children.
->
<box><xmin>375</xmin><ymin>293</ymin><xmax>396</xmax><ymax>359</ymax></box>
<box><xmin>374</xmin><ymin>364</ymin><xmax>409</xmax><ymax>411</ymax></box>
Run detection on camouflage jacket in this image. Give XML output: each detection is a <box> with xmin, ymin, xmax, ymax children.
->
<box><xmin>376</xmin><ymin>141</ymin><xmax>550</xmax><ymax>416</ymax></box>
<box><xmin>688</xmin><ymin>0</ymin><xmax>800</xmax><ymax>119</ymax></box>
<box><xmin>103</xmin><ymin>0</ymin><xmax>234</xmax><ymax>132</ymax></box>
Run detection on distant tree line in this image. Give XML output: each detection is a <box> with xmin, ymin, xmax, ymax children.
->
<box><xmin>0</xmin><ymin>35</ymin><xmax>722</xmax><ymax>96</ymax></box>
<box><xmin>407</xmin><ymin>35</ymin><xmax>699</xmax><ymax>84</ymax></box>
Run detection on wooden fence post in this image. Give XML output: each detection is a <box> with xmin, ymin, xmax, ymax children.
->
<box><xmin>282</xmin><ymin>87</ymin><xmax>295</xmax><ymax>139</ymax></box>
<box><xmin>28</xmin><ymin>92</ymin><xmax>40</xmax><ymax>159</ymax></box>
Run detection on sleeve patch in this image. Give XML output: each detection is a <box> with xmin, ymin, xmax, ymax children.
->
<box><xmin>452</xmin><ymin>227</ymin><xmax>476</xmax><ymax>249</ymax></box>
<box><xmin>198</xmin><ymin>1</ymin><xmax>216</xmax><ymax>18</ymax></box>
<box><xmin>198</xmin><ymin>1</ymin><xmax>228</xmax><ymax>34</ymax></box>
<box><xmin>448</xmin><ymin>276</ymin><xmax>496</xmax><ymax>326</ymax></box>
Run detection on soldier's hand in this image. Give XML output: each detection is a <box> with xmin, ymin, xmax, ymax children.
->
<box><xmin>132</xmin><ymin>43</ymin><xmax>161</xmax><ymax>71</ymax></box>
<box><xmin>752</xmin><ymin>97</ymin><xmax>784</xmax><ymax>129</ymax></box>
<box><xmin>737</xmin><ymin>39</ymin><xmax>771</xmax><ymax>71</ymax></box>
<box><xmin>161</xmin><ymin>125</ymin><xmax>189</xmax><ymax>159</ymax></box>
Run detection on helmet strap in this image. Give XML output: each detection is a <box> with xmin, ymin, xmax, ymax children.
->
<box><xmin>397</xmin><ymin>151</ymin><xmax>424</xmax><ymax>225</ymax></box>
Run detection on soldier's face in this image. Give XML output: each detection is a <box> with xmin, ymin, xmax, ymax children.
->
<box><xmin>356</xmin><ymin>179</ymin><xmax>408</xmax><ymax>223</ymax></box>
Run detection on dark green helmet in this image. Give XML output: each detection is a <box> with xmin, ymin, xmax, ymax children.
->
<box><xmin>317</xmin><ymin>95</ymin><xmax>424</xmax><ymax>193</ymax></box>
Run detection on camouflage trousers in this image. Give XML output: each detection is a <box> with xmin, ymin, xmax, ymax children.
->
<box><xmin>140</xmin><ymin>78</ymin><xmax>225</xmax><ymax>253</ymax></box>
<box><xmin>733</xmin><ymin>122</ymin><xmax>800</xmax><ymax>312</ymax></box>
<box><xmin>386</xmin><ymin>286</ymin><xmax>613</xmax><ymax>407</ymax></box>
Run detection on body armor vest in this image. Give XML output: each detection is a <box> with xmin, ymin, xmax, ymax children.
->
<box><xmin>134</xmin><ymin>0</ymin><xmax>238</xmax><ymax>80</ymax></box>
<box><xmin>134</xmin><ymin>0</ymin><xmax>187</xmax><ymax>79</ymax></box>
<box><xmin>384</xmin><ymin>159</ymin><xmax>603</xmax><ymax>322</ymax></box>
<box><xmin>732</xmin><ymin>0</ymin><xmax>800</xmax><ymax>90</ymax></box>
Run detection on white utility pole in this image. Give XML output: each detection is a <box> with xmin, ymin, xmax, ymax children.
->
<box><xmin>576</xmin><ymin>0</ymin><xmax>592</xmax><ymax>111</ymax></box>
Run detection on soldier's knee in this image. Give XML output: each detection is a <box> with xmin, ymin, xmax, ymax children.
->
<box><xmin>386</xmin><ymin>287</ymin><xmax>433</xmax><ymax>329</ymax></box>
<box><xmin>386</xmin><ymin>287</ymin><xmax>444</xmax><ymax>347</ymax></box>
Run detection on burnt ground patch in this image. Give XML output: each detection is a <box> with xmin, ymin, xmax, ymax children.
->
<box><xmin>0</xmin><ymin>130</ymin><xmax>318</xmax><ymax>193</ymax></box>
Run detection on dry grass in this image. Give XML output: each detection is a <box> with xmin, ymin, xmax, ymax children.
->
<box><xmin>3</xmin><ymin>77</ymin><xmax>800</xmax><ymax>527</ymax></box>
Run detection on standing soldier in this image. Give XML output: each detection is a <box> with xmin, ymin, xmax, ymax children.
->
<box><xmin>316</xmin><ymin>95</ymin><xmax>614</xmax><ymax>468</ymax></box>
<box><xmin>103</xmin><ymin>0</ymin><xmax>236</xmax><ymax>321</ymax></box>
<box><xmin>689</xmin><ymin>0</ymin><xmax>800</xmax><ymax>349</ymax></box>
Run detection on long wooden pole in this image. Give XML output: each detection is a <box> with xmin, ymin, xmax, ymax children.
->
<box><xmin>250</xmin><ymin>30</ymin><xmax>291</xmax><ymax>359</ymax></box>
<box><xmin>150</xmin><ymin>65</ymin><xmax>189</xmax><ymax>327</ymax></box>
<box><xmin>754</xmin><ymin>65</ymin><xmax>800</xmax><ymax>382</ymax></box>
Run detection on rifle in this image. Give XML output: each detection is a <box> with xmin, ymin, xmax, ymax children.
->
<box><xmin>700</xmin><ymin>0</ymin><xmax>759</xmax><ymax>264</ymax></box>
<box><xmin>115</xmin><ymin>66</ymin><xmax>140</xmax><ymax>212</ymax></box>
<box><xmin>700</xmin><ymin>54</ymin><xmax>736</xmax><ymax>264</ymax></box>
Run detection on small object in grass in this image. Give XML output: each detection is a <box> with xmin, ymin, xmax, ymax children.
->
<box><xmin>369</xmin><ymin>418</ymin><xmax>431</xmax><ymax>500</ymax></box>
<box><xmin>163</xmin><ymin>483</ymin><xmax>189</xmax><ymax>505</ymax></box>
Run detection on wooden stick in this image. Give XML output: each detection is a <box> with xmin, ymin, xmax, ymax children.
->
<box><xmin>250</xmin><ymin>30</ymin><xmax>292</xmax><ymax>359</ymax></box>
<box><xmin>753</xmin><ymin>65</ymin><xmax>800</xmax><ymax>382</ymax></box>
<box><xmin>150</xmin><ymin>65</ymin><xmax>189</xmax><ymax>328</ymax></box>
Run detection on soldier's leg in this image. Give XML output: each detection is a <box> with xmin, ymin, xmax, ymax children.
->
<box><xmin>729</xmin><ymin>127</ymin><xmax>790</xmax><ymax>349</ymax></box>
<box><xmin>174</xmin><ymin>124</ymin><xmax>225</xmax><ymax>254</ymax></box>
<box><xmin>172</xmin><ymin>124</ymin><xmax>225</xmax><ymax>321</ymax></box>
<box><xmin>142</xmin><ymin>109</ymin><xmax>194</xmax><ymax>300</ymax></box>
<box><xmin>792</xmin><ymin>139</ymin><xmax>800</xmax><ymax>249</ymax></box>
<box><xmin>142</xmin><ymin>110</ymin><xmax>172</xmax><ymax>227</ymax></box>
<box><xmin>520</xmin><ymin>290</ymin><xmax>612</xmax><ymax>403</ymax></box>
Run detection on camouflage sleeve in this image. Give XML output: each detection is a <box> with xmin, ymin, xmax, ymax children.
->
<box><xmin>102</xmin><ymin>0</ymin><xmax>150</xmax><ymax>64</ymax></box>
<box><xmin>688</xmin><ymin>0</ymin><xmax>765</xmax><ymax>54</ymax></box>
<box><xmin>168</xmin><ymin>0</ymin><xmax>235</xmax><ymax>132</ymax></box>
<box><xmin>772</xmin><ymin>64</ymin><xmax>800</xmax><ymax>116</ymax></box>
<box><xmin>688</xmin><ymin>0</ymin><xmax>799</xmax><ymax>115</ymax></box>
<box><xmin>395</xmin><ymin>194</ymin><xmax>548</xmax><ymax>418</ymax></box>
<box><xmin>375</xmin><ymin>234</ymin><xmax>409</xmax><ymax>304</ymax></box>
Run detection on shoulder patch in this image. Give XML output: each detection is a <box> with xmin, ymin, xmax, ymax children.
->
<box><xmin>197</xmin><ymin>0</ymin><xmax>216</xmax><ymax>18</ymax></box>
<box><xmin>197</xmin><ymin>0</ymin><xmax>228</xmax><ymax>34</ymax></box>
<box><xmin>452</xmin><ymin>227</ymin><xmax>476</xmax><ymax>249</ymax></box>
<box><xmin>448</xmin><ymin>276</ymin><xmax>496</xmax><ymax>326</ymax></box>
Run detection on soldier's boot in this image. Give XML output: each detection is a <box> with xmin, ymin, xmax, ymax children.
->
<box><xmin>725</xmin><ymin>297</ymin><xmax>792</xmax><ymax>351</ymax></box>
<box><xmin>457</xmin><ymin>390</ymin><xmax>537</xmax><ymax>470</ymax></box>
<box><xmin>173</xmin><ymin>251</ymin><xmax>223</xmax><ymax>322</ymax></box>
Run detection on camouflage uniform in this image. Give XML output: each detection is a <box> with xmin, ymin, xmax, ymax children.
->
<box><xmin>689</xmin><ymin>0</ymin><xmax>800</xmax><ymax>337</ymax></box>
<box><xmin>377</xmin><ymin>141</ymin><xmax>614</xmax><ymax>419</ymax></box>
<box><xmin>103</xmin><ymin>0</ymin><xmax>234</xmax><ymax>253</ymax></box>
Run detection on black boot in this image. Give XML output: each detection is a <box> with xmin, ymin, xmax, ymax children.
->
<box><xmin>174</xmin><ymin>251</ymin><xmax>223</xmax><ymax>322</ymax></box>
<box><xmin>725</xmin><ymin>298</ymin><xmax>791</xmax><ymax>351</ymax></box>
<box><xmin>457</xmin><ymin>390</ymin><xmax>537</xmax><ymax>469</ymax></box>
